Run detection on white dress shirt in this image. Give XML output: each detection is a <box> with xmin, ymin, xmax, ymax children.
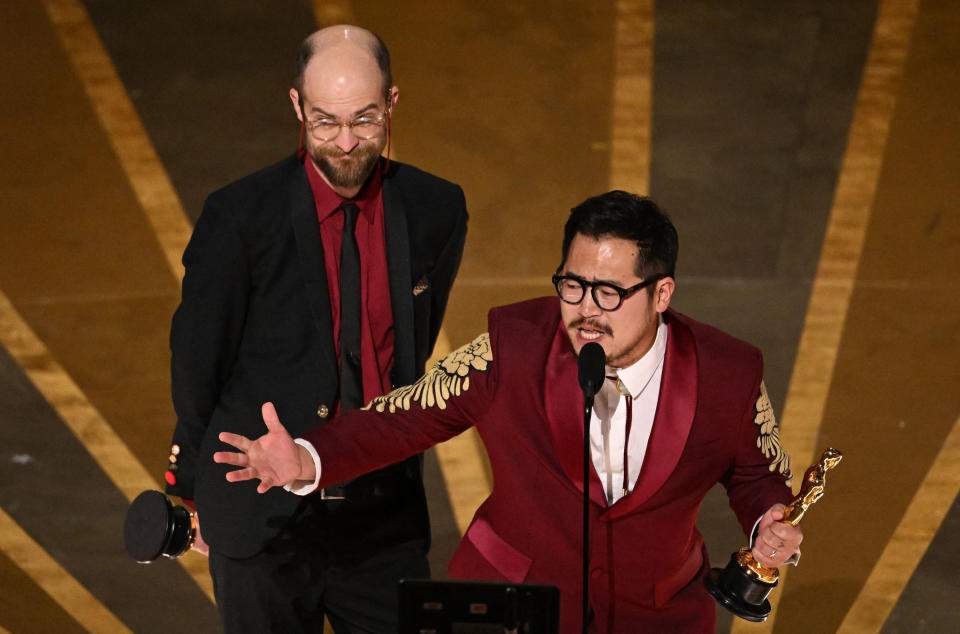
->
<box><xmin>591</xmin><ymin>316</ymin><xmax>668</xmax><ymax>505</ymax></box>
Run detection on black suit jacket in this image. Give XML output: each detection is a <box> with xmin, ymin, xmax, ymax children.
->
<box><xmin>166</xmin><ymin>153</ymin><xmax>468</xmax><ymax>558</ymax></box>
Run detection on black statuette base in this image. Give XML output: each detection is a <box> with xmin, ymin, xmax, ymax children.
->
<box><xmin>124</xmin><ymin>490</ymin><xmax>193</xmax><ymax>563</ymax></box>
<box><xmin>704</xmin><ymin>553</ymin><xmax>777</xmax><ymax>622</ymax></box>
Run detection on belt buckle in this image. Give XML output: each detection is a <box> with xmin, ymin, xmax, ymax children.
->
<box><xmin>319</xmin><ymin>488</ymin><xmax>346</xmax><ymax>501</ymax></box>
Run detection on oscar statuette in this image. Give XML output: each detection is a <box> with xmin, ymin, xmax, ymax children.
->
<box><xmin>123</xmin><ymin>490</ymin><xmax>197</xmax><ymax>563</ymax></box>
<box><xmin>704</xmin><ymin>447</ymin><xmax>843</xmax><ymax>621</ymax></box>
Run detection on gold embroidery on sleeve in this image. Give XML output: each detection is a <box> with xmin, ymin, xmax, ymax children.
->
<box><xmin>754</xmin><ymin>381</ymin><xmax>793</xmax><ymax>486</ymax></box>
<box><xmin>364</xmin><ymin>333</ymin><xmax>493</xmax><ymax>413</ymax></box>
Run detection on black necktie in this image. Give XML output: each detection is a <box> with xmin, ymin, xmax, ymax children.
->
<box><xmin>339</xmin><ymin>202</ymin><xmax>363</xmax><ymax>412</ymax></box>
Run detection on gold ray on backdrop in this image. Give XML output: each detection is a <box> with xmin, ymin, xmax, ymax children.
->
<box><xmin>730</xmin><ymin>0</ymin><xmax>921</xmax><ymax>631</ymax></box>
<box><xmin>37</xmin><ymin>0</ymin><xmax>217</xmax><ymax>602</ymax></box>
<box><xmin>42</xmin><ymin>0</ymin><xmax>193</xmax><ymax>283</ymax></box>
<box><xmin>609</xmin><ymin>0</ymin><xmax>654</xmax><ymax>195</ymax></box>
<box><xmin>0</xmin><ymin>505</ymin><xmax>131</xmax><ymax>633</ymax></box>
<box><xmin>0</xmin><ymin>290</ymin><xmax>214</xmax><ymax>603</ymax></box>
<box><xmin>838</xmin><ymin>416</ymin><xmax>960</xmax><ymax>633</ymax></box>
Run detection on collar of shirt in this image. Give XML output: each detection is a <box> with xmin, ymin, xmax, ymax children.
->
<box><xmin>303</xmin><ymin>156</ymin><xmax>383</xmax><ymax>224</ymax></box>
<box><xmin>611</xmin><ymin>315</ymin><xmax>668</xmax><ymax>394</ymax></box>
<box><xmin>591</xmin><ymin>315</ymin><xmax>669</xmax><ymax>505</ymax></box>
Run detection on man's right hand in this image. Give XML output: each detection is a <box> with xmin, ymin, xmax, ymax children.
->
<box><xmin>213</xmin><ymin>402</ymin><xmax>315</xmax><ymax>493</ymax></box>
<box><xmin>190</xmin><ymin>514</ymin><xmax>209</xmax><ymax>556</ymax></box>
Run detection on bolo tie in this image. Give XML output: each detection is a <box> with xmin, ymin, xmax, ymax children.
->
<box><xmin>606</xmin><ymin>375</ymin><xmax>633</xmax><ymax>498</ymax></box>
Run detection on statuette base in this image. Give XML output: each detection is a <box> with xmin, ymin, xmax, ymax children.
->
<box><xmin>704</xmin><ymin>549</ymin><xmax>778</xmax><ymax>623</ymax></box>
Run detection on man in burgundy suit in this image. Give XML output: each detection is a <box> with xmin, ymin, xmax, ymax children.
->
<box><xmin>216</xmin><ymin>191</ymin><xmax>801</xmax><ymax>632</ymax></box>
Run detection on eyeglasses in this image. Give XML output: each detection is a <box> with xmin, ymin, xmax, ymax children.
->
<box><xmin>551</xmin><ymin>273</ymin><xmax>665</xmax><ymax>311</ymax></box>
<box><xmin>304</xmin><ymin>111</ymin><xmax>388</xmax><ymax>141</ymax></box>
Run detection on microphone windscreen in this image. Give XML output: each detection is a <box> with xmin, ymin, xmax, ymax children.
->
<box><xmin>577</xmin><ymin>342</ymin><xmax>606</xmax><ymax>398</ymax></box>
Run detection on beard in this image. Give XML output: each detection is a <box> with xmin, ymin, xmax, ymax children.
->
<box><xmin>309</xmin><ymin>140</ymin><xmax>382</xmax><ymax>189</ymax></box>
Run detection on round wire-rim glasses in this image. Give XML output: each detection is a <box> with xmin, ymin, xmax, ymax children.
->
<box><xmin>305</xmin><ymin>111</ymin><xmax>388</xmax><ymax>141</ymax></box>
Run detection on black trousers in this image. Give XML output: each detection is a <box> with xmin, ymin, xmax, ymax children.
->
<box><xmin>209</xmin><ymin>495</ymin><xmax>430</xmax><ymax>634</ymax></box>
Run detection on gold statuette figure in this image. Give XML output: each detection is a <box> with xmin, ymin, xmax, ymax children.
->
<box><xmin>704</xmin><ymin>448</ymin><xmax>843</xmax><ymax>621</ymax></box>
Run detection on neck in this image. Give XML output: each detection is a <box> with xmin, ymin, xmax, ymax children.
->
<box><xmin>608</xmin><ymin>314</ymin><xmax>663</xmax><ymax>369</ymax></box>
<box><xmin>609</xmin><ymin>335</ymin><xmax>655</xmax><ymax>369</ymax></box>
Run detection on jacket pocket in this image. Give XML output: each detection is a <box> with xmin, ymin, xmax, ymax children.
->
<box><xmin>464</xmin><ymin>516</ymin><xmax>532</xmax><ymax>583</ymax></box>
<box><xmin>412</xmin><ymin>286</ymin><xmax>432</xmax><ymax>360</ymax></box>
<box><xmin>654</xmin><ymin>543</ymin><xmax>704</xmax><ymax>607</ymax></box>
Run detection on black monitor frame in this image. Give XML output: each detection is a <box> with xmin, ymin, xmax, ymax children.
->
<box><xmin>398</xmin><ymin>579</ymin><xmax>560</xmax><ymax>634</ymax></box>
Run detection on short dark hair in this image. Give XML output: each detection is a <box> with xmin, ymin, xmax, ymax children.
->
<box><xmin>294</xmin><ymin>31</ymin><xmax>393</xmax><ymax>95</ymax></box>
<box><xmin>560</xmin><ymin>191</ymin><xmax>678</xmax><ymax>279</ymax></box>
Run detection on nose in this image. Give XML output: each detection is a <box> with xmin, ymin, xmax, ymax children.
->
<box><xmin>577</xmin><ymin>291</ymin><xmax>602</xmax><ymax>319</ymax></box>
<box><xmin>334</xmin><ymin>126</ymin><xmax>359</xmax><ymax>153</ymax></box>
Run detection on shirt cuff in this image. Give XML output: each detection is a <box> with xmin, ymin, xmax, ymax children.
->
<box><xmin>283</xmin><ymin>439</ymin><xmax>322</xmax><ymax>496</ymax></box>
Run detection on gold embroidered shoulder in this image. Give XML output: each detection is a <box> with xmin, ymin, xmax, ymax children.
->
<box><xmin>754</xmin><ymin>381</ymin><xmax>793</xmax><ymax>486</ymax></box>
<box><xmin>364</xmin><ymin>333</ymin><xmax>493</xmax><ymax>413</ymax></box>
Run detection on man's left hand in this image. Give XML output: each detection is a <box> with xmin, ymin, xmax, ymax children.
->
<box><xmin>752</xmin><ymin>503</ymin><xmax>803</xmax><ymax>567</ymax></box>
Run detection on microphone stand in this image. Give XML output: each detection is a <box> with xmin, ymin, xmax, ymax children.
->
<box><xmin>582</xmin><ymin>389</ymin><xmax>593</xmax><ymax>634</ymax></box>
<box><xmin>576</xmin><ymin>341</ymin><xmax>605</xmax><ymax>634</ymax></box>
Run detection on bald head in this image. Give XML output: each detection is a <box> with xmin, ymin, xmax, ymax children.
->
<box><xmin>289</xmin><ymin>25</ymin><xmax>397</xmax><ymax>198</ymax></box>
<box><xmin>295</xmin><ymin>25</ymin><xmax>392</xmax><ymax>95</ymax></box>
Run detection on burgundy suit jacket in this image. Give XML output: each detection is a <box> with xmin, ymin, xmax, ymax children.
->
<box><xmin>305</xmin><ymin>297</ymin><xmax>793</xmax><ymax>633</ymax></box>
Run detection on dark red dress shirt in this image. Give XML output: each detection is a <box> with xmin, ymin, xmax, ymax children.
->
<box><xmin>304</xmin><ymin>159</ymin><xmax>394</xmax><ymax>415</ymax></box>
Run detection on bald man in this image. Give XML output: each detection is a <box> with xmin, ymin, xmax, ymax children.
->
<box><xmin>163</xmin><ymin>26</ymin><xmax>468</xmax><ymax>632</ymax></box>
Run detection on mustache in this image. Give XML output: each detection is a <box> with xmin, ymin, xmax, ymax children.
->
<box><xmin>567</xmin><ymin>317</ymin><xmax>613</xmax><ymax>336</ymax></box>
<box><xmin>315</xmin><ymin>145</ymin><xmax>362</xmax><ymax>159</ymax></box>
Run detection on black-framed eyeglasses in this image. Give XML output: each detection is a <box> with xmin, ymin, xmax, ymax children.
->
<box><xmin>551</xmin><ymin>273</ymin><xmax>666</xmax><ymax>311</ymax></box>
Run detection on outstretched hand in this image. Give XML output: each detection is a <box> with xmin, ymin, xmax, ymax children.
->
<box><xmin>213</xmin><ymin>402</ymin><xmax>310</xmax><ymax>493</ymax></box>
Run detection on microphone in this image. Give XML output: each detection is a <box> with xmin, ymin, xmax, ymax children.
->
<box><xmin>577</xmin><ymin>342</ymin><xmax>606</xmax><ymax>399</ymax></box>
<box><xmin>576</xmin><ymin>341</ymin><xmax>605</xmax><ymax>633</ymax></box>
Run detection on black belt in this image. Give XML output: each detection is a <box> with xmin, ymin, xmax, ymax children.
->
<box><xmin>320</xmin><ymin>462</ymin><xmax>417</xmax><ymax>509</ymax></box>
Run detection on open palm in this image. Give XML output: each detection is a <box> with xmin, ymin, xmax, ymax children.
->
<box><xmin>213</xmin><ymin>402</ymin><xmax>304</xmax><ymax>493</ymax></box>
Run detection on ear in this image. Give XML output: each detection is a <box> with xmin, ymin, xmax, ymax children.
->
<box><xmin>654</xmin><ymin>277</ymin><xmax>675</xmax><ymax>313</ymax></box>
<box><xmin>387</xmin><ymin>85</ymin><xmax>399</xmax><ymax>114</ymax></box>
<box><xmin>289</xmin><ymin>88</ymin><xmax>304</xmax><ymax>122</ymax></box>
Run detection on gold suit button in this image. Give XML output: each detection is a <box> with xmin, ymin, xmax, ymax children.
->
<box><xmin>317</xmin><ymin>405</ymin><xmax>329</xmax><ymax>419</ymax></box>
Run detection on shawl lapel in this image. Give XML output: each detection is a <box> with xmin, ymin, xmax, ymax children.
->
<box><xmin>604</xmin><ymin>311</ymin><xmax>698</xmax><ymax>520</ymax></box>
<box><xmin>382</xmin><ymin>169</ymin><xmax>416</xmax><ymax>386</ymax></box>
<box><xmin>544</xmin><ymin>321</ymin><xmax>608</xmax><ymax>507</ymax></box>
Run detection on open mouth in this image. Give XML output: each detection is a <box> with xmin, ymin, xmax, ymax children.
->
<box><xmin>572</xmin><ymin>319</ymin><xmax>611</xmax><ymax>343</ymax></box>
<box><xmin>578</xmin><ymin>327</ymin><xmax>604</xmax><ymax>341</ymax></box>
